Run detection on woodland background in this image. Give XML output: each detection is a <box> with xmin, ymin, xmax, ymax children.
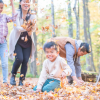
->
<box><xmin>0</xmin><ymin>0</ymin><xmax>100</xmax><ymax>78</ymax></box>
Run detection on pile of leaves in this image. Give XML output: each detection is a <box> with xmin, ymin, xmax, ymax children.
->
<box><xmin>0</xmin><ymin>78</ymin><xmax>100</xmax><ymax>100</ymax></box>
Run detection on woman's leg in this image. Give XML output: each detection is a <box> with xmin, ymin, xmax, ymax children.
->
<box><xmin>20</xmin><ymin>46</ymin><xmax>31</xmax><ymax>80</ymax></box>
<box><xmin>0</xmin><ymin>40</ymin><xmax>8</xmax><ymax>83</ymax></box>
<box><xmin>10</xmin><ymin>44</ymin><xmax>23</xmax><ymax>85</ymax></box>
<box><xmin>11</xmin><ymin>44</ymin><xmax>23</xmax><ymax>74</ymax></box>
<box><xmin>42</xmin><ymin>79</ymin><xmax>60</xmax><ymax>92</ymax></box>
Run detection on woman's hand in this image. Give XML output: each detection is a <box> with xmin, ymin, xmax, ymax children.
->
<box><xmin>26</xmin><ymin>26</ymin><xmax>32</xmax><ymax>32</ymax></box>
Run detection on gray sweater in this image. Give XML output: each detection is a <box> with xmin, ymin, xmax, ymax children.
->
<box><xmin>65</xmin><ymin>40</ymin><xmax>82</xmax><ymax>78</ymax></box>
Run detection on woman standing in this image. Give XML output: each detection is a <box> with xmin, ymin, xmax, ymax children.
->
<box><xmin>9</xmin><ymin>0</ymin><xmax>36</xmax><ymax>86</ymax></box>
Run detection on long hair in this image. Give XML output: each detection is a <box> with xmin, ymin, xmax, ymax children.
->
<box><xmin>19</xmin><ymin>0</ymin><xmax>31</xmax><ymax>21</ymax></box>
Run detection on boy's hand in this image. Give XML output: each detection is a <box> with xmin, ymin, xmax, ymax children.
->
<box><xmin>36</xmin><ymin>89</ymin><xmax>41</xmax><ymax>93</ymax></box>
<box><xmin>61</xmin><ymin>71</ymin><xmax>66</xmax><ymax>79</ymax></box>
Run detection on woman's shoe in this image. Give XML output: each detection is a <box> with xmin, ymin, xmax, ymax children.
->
<box><xmin>10</xmin><ymin>74</ymin><xmax>16</xmax><ymax>85</ymax></box>
<box><xmin>19</xmin><ymin>80</ymin><xmax>23</xmax><ymax>86</ymax></box>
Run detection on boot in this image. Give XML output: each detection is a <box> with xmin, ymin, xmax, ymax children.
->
<box><xmin>19</xmin><ymin>76</ymin><xmax>24</xmax><ymax>86</ymax></box>
<box><xmin>19</xmin><ymin>80</ymin><xmax>23</xmax><ymax>86</ymax></box>
<box><xmin>10</xmin><ymin>74</ymin><xmax>16</xmax><ymax>85</ymax></box>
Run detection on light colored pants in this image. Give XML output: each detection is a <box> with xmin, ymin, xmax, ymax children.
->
<box><xmin>0</xmin><ymin>40</ymin><xmax>8</xmax><ymax>83</ymax></box>
<box><xmin>33</xmin><ymin>79</ymin><xmax>60</xmax><ymax>92</ymax></box>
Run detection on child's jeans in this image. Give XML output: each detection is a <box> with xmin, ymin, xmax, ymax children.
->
<box><xmin>33</xmin><ymin>79</ymin><xmax>60</xmax><ymax>92</ymax></box>
<box><xmin>0</xmin><ymin>39</ymin><xmax>8</xmax><ymax>83</ymax></box>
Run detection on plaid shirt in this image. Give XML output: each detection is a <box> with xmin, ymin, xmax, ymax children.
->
<box><xmin>0</xmin><ymin>13</ymin><xmax>17</xmax><ymax>44</ymax></box>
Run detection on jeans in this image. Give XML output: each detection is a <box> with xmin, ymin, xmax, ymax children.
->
<box><xmin>11</xmin><ymin>43</ymin><xmax>31</xmax><ymax>80</ymax></box>
<box><xmin>0</xmin><ymin>39</ymin><xmax>8</xmax><ymax>83</ymax></box>
<box><xmin>33</xmin><ymin>79</ymin><xmax>60</xmax><ymax>92</ymax></box>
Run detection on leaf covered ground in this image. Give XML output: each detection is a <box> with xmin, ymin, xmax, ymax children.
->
<box><xmin>0</xmin><ymin>77</ymin><xmax>100</xmax><ymax>100</ymax></box>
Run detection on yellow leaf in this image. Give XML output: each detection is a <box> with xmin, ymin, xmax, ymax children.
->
<box><xmin>4</xmin><ymin>4</ymin><xmax>7</xmax><ymax>7</ymax></box>
<box><xmin>14</xmin><ymin>23</ymin><xmax>16</xmax><ymax>27</ymax></box>
<box><xmin>53</xmin><ymin>93</ymin><xmax>58</xmax><ymax>97</ymax></box>
<box><xmin>89</xmin><ymin>95</ymin><xmax>94</xmax><ymax>100</ymax></box>
<box><xmin>13</xmin><ymin>53</ymin><xmax>17</xmax><ymax>56</ymax></box>
<box><xmin>19</xmin><ymin>96</ymin><xmax>22</xmax><ymax>99</ymax></box>
<box><xmin>20</xmin><ymin>74</ymin><xmax>24</xmax><ymax>77</ymax></box>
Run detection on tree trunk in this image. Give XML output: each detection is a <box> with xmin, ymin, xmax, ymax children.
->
<box><xmin>51</xmin><ymin>0</ymin><xmax>56</xmax><ymax>37</ymax></box>
<box><xmin>73</xmin><ymin>0</ymin><xmax>80</xmax><ymax>39</ymax></box>
<box><xmin>30</xmin><ymin>0</ymin><xmax>38</xmax><ymax>76</ymax></box>
<box><xmin>83</xmin><ymin>0</ymin><xmax>91</xmax><ymax>71</ymax></box>
<box><xmin>86</xmin><ymin>0</ymin><xmax>96</xmax><ymax>72</ymax></box>
<box><xmin>83</xmin><ymin>0</ymin><xmax>96</xmax><ymax>72</ymax></box>
<box><xmin>68</xmin><ymin>0</ymin><xmax>73</xmax><ymax>38</ymax></box>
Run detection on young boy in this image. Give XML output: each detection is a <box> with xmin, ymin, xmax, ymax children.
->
<box><xmin>33</xmin><ymin>41</ymin><xmax>72</xmax><ymax>92</ymax></box>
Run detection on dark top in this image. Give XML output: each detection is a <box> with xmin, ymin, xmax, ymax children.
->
<box><xmin>17</xmin><ymin>31</ymin><xmax>32</xmax><ymax>48</ymax></box>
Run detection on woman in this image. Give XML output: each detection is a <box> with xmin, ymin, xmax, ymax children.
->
<box><xmin>9</xmin><ymin>0</ymin><xmax>36</xmax><ymax>86</ymax></box>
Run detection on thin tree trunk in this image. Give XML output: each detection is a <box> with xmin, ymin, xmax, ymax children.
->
<box><xmin>83</xmin><ymin>0</ymin><xmax>87</xmax><ymax>42</ymax></box>
<box><xmin>30</xmin><ymin>0</ymin><xmax>38</xmax><ymax>76</ymax></box>
<box><xmin>86</xmin><ymin>0</ymin><xmax>96</xmax><ymax>72</ymax></box>
<box><xmin>68</xmin><ymin>0</ymin><xmax>73</xmax><ymax>38</ymax></box>
<box><xmin>51</xmin><ymin>0</ymin><xmax>56</xmax><ymax>37</ymax></box>
<box><xmin>83</xmin><ymin>0</ymin><xmax>96</xmax><ymax>72</ymax></box>
<box><xmin>78</xmin><ymin>0</ymin><xmax>80</xmax><ymax>39</ymax></box>
<box><xmin>83</xmin><ymin>0</ymin><xmax>90</xmax><ymax>71</ymax></box>
<box><xmin>73</xmin><ymin>0</ymin><xmax>80</xmax><ymax>39</ymax></box>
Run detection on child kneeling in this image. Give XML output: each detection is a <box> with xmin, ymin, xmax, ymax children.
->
<box><xmin>33</xmin><ymin>41</ymin><xmax>72</xmax><ymax>92</ymax></box>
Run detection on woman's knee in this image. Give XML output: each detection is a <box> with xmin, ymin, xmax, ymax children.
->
<box><xmin>23</xmin><ymin>57</ymin><xmax>29</xmax><ymax>63</ymax></box>
<box><xmin>16</xmin><ymin>56</ymin><xmax>23</xmax><ymax>63</ymax></box>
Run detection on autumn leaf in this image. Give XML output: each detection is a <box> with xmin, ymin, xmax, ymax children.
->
<box><xmin>20</xmin><ymin>74</ymin><xmax>24</xmax><ymax>77</ymax></box>
<box><xmin>9</xmin><ymin>19</ymin><xmax>12</xmax><ymax>22</ymax></box>
<box><xmin>38</xmin><ymin>47</ymin><xmax>43</xmax><ymax>51</ymax></box>
<box><xmin>4</xmin><ymin>4</ymin><xmax>7</xmax><ymax>7</ymax></box>
<box><xmin>45</xmin><ymin>26</ymin><xmax>49</xmax><ymax>31</ymax></box>
<box><xmin>19</xmin><ymin>96</ymin><xmax>22</xmax><ymax>100</ymax></box>
<box><xmin>14</xmin><ymin>23</ymin><xmax>16</xmax><ymax>27</ymax></box>
<box><xmin>53</xmin><ymin>93</ymin><xmax>58</xmax><ymax>97</ymax></box>
<box><xmin>36</xmin><ymin>31</ymin><xmax>39</xmax><ymax>36</ymax></box>
<box><xmin>13</xmin><ymin>53</ymin><xmax>17</xmax><ymax>56</ymax></box>
<box><xmin>36</xmin><ymin>58</ymin><xmax>38</xmax><ymax>60</ymax></box>
<box><xmin>36</xmin><ymin>61</ymin><xmax>40</xmax><ymax>66</ymax></box>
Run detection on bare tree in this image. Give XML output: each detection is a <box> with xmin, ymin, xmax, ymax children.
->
<box><xmin>51</xmin><ymin>0</ymin><xmax>56</xmax><ymax>37</ymax></box>
<box><xmin>30</xmin><ymin>0</ymin><xmax>38</xmax><ymax>76</ymax></box>
<box><xmin>83</xmin><ymin>0</ymin><xmax>96</xmax><ymax>72</ymax></box>
<box><xmin>73</xmin><ymin>0</ymin><xmax>80</xmax><ymax>39</ymax></box>
<box><xmin>86</xmin><ymin>0</ymin><xmax>96</xmax><ymax>72</ymax></box>
<box><xmin>68</xmin><ymin>0</ymin><xmax>73</xmax><ymax>38</ymax></box>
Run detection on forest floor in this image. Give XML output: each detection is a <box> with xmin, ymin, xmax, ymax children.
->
<box><xmin>0</xmin><ymin>77</ymin><xmax>100</xmax><ymax>100</ymax></box>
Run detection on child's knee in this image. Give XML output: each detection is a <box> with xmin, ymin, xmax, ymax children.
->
<box><xmin>42</xmin><ymin>86</ymin><xmax>52</xmax><ymax>92</ymax></box>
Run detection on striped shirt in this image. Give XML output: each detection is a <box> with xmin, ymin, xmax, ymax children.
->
<box><xmin>0</xmin><ymin>13</ymin><xmax>17</xmax><ymax>44</ymax></box>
